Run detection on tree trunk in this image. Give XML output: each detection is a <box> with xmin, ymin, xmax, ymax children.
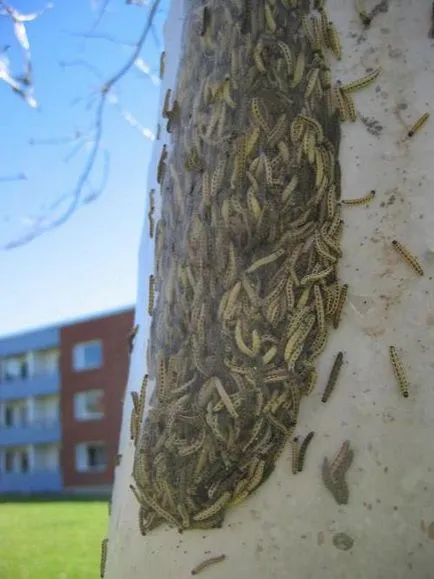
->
<box><xmin>105</xmin><ymin>1</ymin><xmax>434</xmax><ymax>578</ymax></box>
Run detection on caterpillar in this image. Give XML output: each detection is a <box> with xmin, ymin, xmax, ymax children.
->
<box><xmin>191</xmin><ymin>555</ymin><xmax>226</xmax><ymax>576</ymax></box>
<box><xmin>200</xmin><ymin>7</ymin><xmax>211</xmax><ymax>37</ymax></box>
<box><xmin>342</xmin><ymin>190</ymin><xmax>375</xmax><ymax>206</ymax></box>
<box><xmin>333</xmin><ymin>284</ymin><xmax>348</xmax><ymax>328</ymax></box>
<box><xmin>290</xmin><ymin>437</ymin><xmax>300</xmax><ymax>475</ymax></box>
<box><xmin>391</xmin><ymin>240</ymin><xmax>424</xmax><ymax>276</ymax></box>
<box><xmin>407</xmin><ymin>112</ymin><xmax>429</xmax><ymax>138</ymax></box>
<box><xmin>297</xmin><ymin>431</ymin><xmax>315</xmax><ymax>472</ymax></box>
<box><xmin>100</xmin><ymin>538</ymin><xmax>108</xmax><ymax>578</ymax></box>
<box><xmin>389</xmin><ymin>346</ymin><xmax>409</xmax><ymax>398</ymax></box>
<box><xmin>127</xmin><ymin>324</ymin><xmax>139</xmax><ymax>354</ymax></box>
<box><xmin>340</xmin><ymin>68</ymin><xmax>382</xmax><ymax>93</ymax></box>
<box><xmin>321</xmin><ymin>351</ymin><xmax>344</xmax><ymax>403</ymax></box>
<box><xmin>159</xmin><ymin>51</ymin><xmax>166</xmax><ymax>79</ymax></box>
<box><xmin>148</xmin><ymin>274</ymin><xmax>155</xmax><ymax>315</ymax></box>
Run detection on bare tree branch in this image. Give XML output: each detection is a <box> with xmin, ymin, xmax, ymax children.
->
<box><xmin>3</xmin><ymin>0</ymin><xmax>161</xmax><ymax>250</ymax></box>
<box><xmin>0</xmin><ymin>0</ymin><xmax>53</xmax><ymax>107</ymax></box>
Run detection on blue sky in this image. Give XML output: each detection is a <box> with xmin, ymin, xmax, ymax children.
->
<box><xmin>0</xmin><ymin>0</ymin><xmax>169</xmax><ymax>337</ymax></box>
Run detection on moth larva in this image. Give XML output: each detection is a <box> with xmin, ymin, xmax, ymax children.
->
<box><xmin>191</xmin><ymin>555</ymin><xmax>226</xmax><ymax>576</ymax></box>
<box><xmin>246</xmin><ymin>459</ymin><xmax>266</xmax><ymax>492</ymax></box>
<box><xmin>253</xmin><ymin>39</ymin><xmax>266</xmax><ymax>73</ymax></box>
<box><xmin>305</xmin><ymin>67</ymin><xmax>320</xmax><ymax>99</ymax></box>
<box><xmin>342</xmin><ymin>189</ymin><xmax>375</xmax><ymax>206</ymax></box>
<box><xmin>246</xmin><ymin>126</ymin><xmax>261</xmax><ymax>156</ymax></box>
<box><xmin>326</xmin><ymin>185</ymin><xmax>337</xmax><ymax>219</ymax></box>
<box><xmin>321</xmin><ymin>351</ymin><xmax>344</xmax><ymax>403</ymax></box>
<box><xmin>327</xmin><ymin>21</ymin><xmax>342</xmax><ymax>60</ymax></box>
<box><xmin>148</xmin><ymin>274</ymin><xmax>155</xmax><ymax>315</ymax></box>
<box><xmin>391</xmin><ymin>240</ymin><xmax>424</xmax><ymax>276</ymax></box>
<box><xmin>127</xmin><ymin>324</ymin><xmax>139</xmax><ymax>354</ymax></box>
<box><xmin>314</xmin><ymin>283</ymin><xmax>326</xmax><ymax>333</ymax></box>
<box><xmin>333</xmin><ymin>85</ymin><xmax>347</xmax><ymax>121</ymax></box>
<box><xmin>235</xmin><ymin>320</ymin><xmax>255</xmax><ymax>358</ymax></box>
<box><xmin>148</xmin><ymin>211</ymin><xmax>154</xmax><ymax>239</ymax></box>
<box><xmin>389</xmin><ymin>345</ymin><xmax>410</xmax><ymax>398</ymax></box>
<box><xmin>291</xmin><ymin>51</ymin><xmax>305</xmax><ymax>88</ymax></box>
<box><xmin>430</xmin><ymin>0</ymin><xmax>434</xmax><ymax>38</ymax></box>
<box><xmin>282</xmin><ymin>174</ymin><xmax>299</xmax><ymax>202</ymax></box>
<box><xmin>319</xmin><ymin>7</ymin><xmax>329</xmax><ymax>44</ymax></box>
<box><xmin>251</xmin><ymin>97</ymin><xmax>269</xmax><ymax>132</ymax></box>
<box><xmin>267</xmin><ymin>113</ymin><xmax>287</xmax><ymax>147</ymax></box>
<box><xmin>157</xmin><ymin>145</ymin><xmax>168</xmax><ymax>185</ymax></box>
<box><xmin>129</xmin><ymin>406</ymin><xmax>137</xmax><ymax>441</ymax></box>
<box><xmin>277</xmin><ymin>40</ymin><xmax>293</xmax><ymax>76</ymax></box>
<box><xmin>340</xmin><ymin>67</ymin><xmax>382</xmax><ymax>93</ymax></box>
<box><xmin>247</xmin><ymin>248</ymin><xmax>286</xmax><ymax>274</ymax></box>
<box><xmin>159</xmin><ymin>51</ymin><xmax>166</xmax><ymax>79</ymax></box>
<box><xmin>130</xmin><ymin>391</ymin><xmax>139</xmax><ymax>413</ymax></box>
<box><xmin>137</xmin><ymin>374</ymin><xmax>148</xmax><ymax>432</ymax></box>
<box><xmin>115</xmin><ymin>454</ymin><xmax>122</xmax><ymax>466</ymax></box>
<box><xmin>166</xmin><ymin>100</ymin><xmax>179</xmax><ymax>133</ymax></box>
<box><xmin>341</xmin><ymin>90</ymin><xmax>357</xmax><ymax>122</ymax></box>
<box><xmin>264</xmin><ymin>1</ymin><xmax>277</xmax><ymax>32</ymax></box>
<box><xmin>214</xmin><ymin>377</ymin><xmax>239</xmax><ymax>419</ymax></box>
<box><xmin>200</xmin><ymin>7</ymin><xmax>211</xmax><ymax>37</ymax></box>
<box><xmin>192</xmin><ymin>492</ymin><xmax>231</xmax><ymax>521</ymax></box>
<box><xmin>298</xmin><ymin>114</ymin><xmax>324</xmax><ymax>142</ymax></box>
<box><xmin>100</xmin><ymin>538</ymin><xmax>108</xmax><ymax>578</ymax></box>
<box><xmin>297</xmin><ymin>431</ymin><xmax>315</xmax><ymax>472</ymax></box>
<box><xmin>311</xmin><ymin>16</ymin><xmax>324</xmax><ymax>52</ymax></box>
<box><xmin>299</xmin><ymin>264</ymin><xmax>335</xmax><ymax>287</ymax></box>
<box><xmin>162</xmin><ymin>89</ymin><xmax>171</xmax><ymax>118</ymax></box>
<box><xmin>290</xmin><ymin>437</ymin><xmax>300</xmax><ymax>475</ymax></box>
<box><xmin>262</xmin><ymin>153</ymin><xmax>274</xmax><ymax>186</ymax></box>
<box><xmin>407</xmin><ymin>112</ymin><xmax>430</xmax><ymax>138</ymax></box>
<box><xmin>333</xmin><ymin>284</ymin><xmax>348</xmax><ymax>328</ymax></box>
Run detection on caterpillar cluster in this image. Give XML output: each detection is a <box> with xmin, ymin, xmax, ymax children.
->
<box><xmin>130</xmin><ymin>0</ymin><xmax>382</xmax><ymax>534</ymax></box>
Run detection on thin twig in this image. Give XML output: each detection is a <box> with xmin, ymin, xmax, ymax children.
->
<box><xmin>3</xmin><ymin>0</ymin><xmax>161</xmax><ymax>250</ymax></box>
<box><xmin>0</xmin><ymin>0</ymin><xmax>53</xmax><ymax>106</ymax></box>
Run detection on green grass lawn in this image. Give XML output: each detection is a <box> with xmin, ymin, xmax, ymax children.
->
<box><xmin>0</xmin><ymin>499</ymin><xmax>109</xmax><ymax>579</ymax></box>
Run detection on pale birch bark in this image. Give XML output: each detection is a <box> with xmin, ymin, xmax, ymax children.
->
<box><xmin>105</xmin><ymin>1</ymin><xmax>434</xmax><ymax>578</ymax></box>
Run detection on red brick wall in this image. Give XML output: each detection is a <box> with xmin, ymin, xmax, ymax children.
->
<box><xmin>60</xmin><ymin>308</ymin><xmax>134</xmax><ymax>489</ymax></box>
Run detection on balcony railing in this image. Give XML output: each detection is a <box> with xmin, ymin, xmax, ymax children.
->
<box><xmin>0</xmin><ymin>419</ymin><xmax>61</xmax><ymax>446</ymax></box>
<box><xmin>0</xmin><ymin>369</ymin><xmax>60</xmax><ymax>401</ymax></box>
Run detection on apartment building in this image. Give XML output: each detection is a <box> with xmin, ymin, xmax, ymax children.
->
<box><xmin>0</xmin><ymin>306</ymin><xmax>134</xmax><ymax>495</ymax></box>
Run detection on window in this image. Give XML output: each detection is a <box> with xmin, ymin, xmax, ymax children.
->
<box><xmin>73</xmin><ymin>390</ymin><xmax>104</xmax><ymax>421</ymax></box>
<box><xmin>1</xmin><ymin>355</ymin><xmax>28</xmax><ymax>382</ymax></box>
<box><xmin>34</xmin><ymin>444</ymin><xmax>60</xmax><ymax>471</ymax></box>
<box><xmin>4</xmin><ymin>451</ymin><xmax>13</xmax><ymax>472</ymax></box>
<box><xmin>20</xmin><ymin>451</ymin><xmax>29</xmax><ymax>473</ymax></box>
<box><xmin>33</xmin><ymin>348</ymin><xmax>59</xmax><ymax>376</ymax></box>
<box><xmin>34</xmin><ymin>395</ymin><xmax>59</xmax><ymax>425</ymax></box>
<box><xmin>72</xmin><ymin>341</ymin><xmax>103</xmax><ymax>372</ymax></box>
<box><xmin>75</xmin><ymin>442</ymin><xmax>107</xmax><ymax>473</ymax></box>
<box><xmin>4</xmin><ymin>407</ymin><xmax>13</xmax><ymax>427</ymax></box>
<box><xmin>1</xmin><ymin>403</ymin><xmax>27</xmax><ymax>428</ymax></box>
